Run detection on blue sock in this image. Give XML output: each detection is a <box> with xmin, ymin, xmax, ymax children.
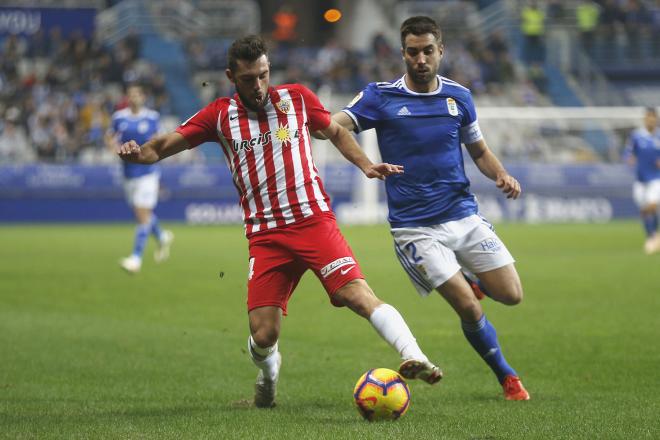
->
<box><xmin>462</xmin><ymin>315</ymin><xmax>517</xmax><ymax>384</ymax></box>
<box><xmin>131</xmin><ymin>223</ymin><xmax>151</xmax><ymax>258</ymax></box>
<box><xmin>150</xmin><ymin>214</ymin><xmax>163</xmax><ymax>241</ymax></box>
<box><xmin>642</xmin><ymin>214</ymin><xmax>658</xmax><ymax>237</ymax></box>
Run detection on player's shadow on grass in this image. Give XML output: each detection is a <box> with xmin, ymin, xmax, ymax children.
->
<box><xmin>229</xmin><ymin>398</ymin><xmax>365</xmax><ymax>424</ymax></box>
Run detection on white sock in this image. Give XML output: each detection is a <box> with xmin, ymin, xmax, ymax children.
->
<box><xmin>248</xmin><ymin>336</ymin><xmax>280</xmax><ymax>380</ymax></box>
<box><xmin>369</xmin><ymin>304</ymin><xmax>428</xmax><ymax>362</ymax></box>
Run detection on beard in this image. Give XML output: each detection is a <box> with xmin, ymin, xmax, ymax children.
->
<box><xmin>237</xmin><ymin>88</ymin><xmax>269</xmax><ymax>112</ymax></box>
<box><xmin>406</xmin><ymin>65</ymin><xmax>437</xmax><ymax>86</ymax></box>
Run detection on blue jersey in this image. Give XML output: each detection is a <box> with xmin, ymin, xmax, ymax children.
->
<box><xmin>625</xmin><ymin>127</ymin><xmax>660</xmax><ymax>183</ymax></box>
<box><xmin>343</xmin><ymin>75</ymin><xmax>482</xmax><ymax>227</ymax></box>
<box><xmin>111</xmin><ymin>107</ymin><xmax>160</xmax><ymax>178</ymax></box>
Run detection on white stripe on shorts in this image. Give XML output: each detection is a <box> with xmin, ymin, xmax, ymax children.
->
<box><xmin>394</xmin><ymin>243</ymin><xmax>434</xmax><ymax>293</ymax></box>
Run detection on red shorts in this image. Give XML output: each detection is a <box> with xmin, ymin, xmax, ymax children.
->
<box><xmin>246</xmin><ymin>212</ymin><xmax>364</xmax><ymax>314</ymax></box>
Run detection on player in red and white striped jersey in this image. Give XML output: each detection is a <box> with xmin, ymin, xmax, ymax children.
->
<box><xmin>117</xmin><ymin>35</ymin><xmax>441</xmax><ymax>408</ymax></box>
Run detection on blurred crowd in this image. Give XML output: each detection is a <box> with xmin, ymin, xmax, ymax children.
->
<box><xmin>187</xmin><ymin>29</ymin><xmax>548</xmax><ymax>109</ymax></box>
<box><xmin>0</xmin><ymin>30</ymin><xmax>171</xmax><ymax>164</ymax></box>
<box><xmin>521</xmin><ymin>0</ymin><xmax>660</xmax><ymax>62</ymax></box>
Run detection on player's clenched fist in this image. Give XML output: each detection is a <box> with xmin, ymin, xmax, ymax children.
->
<box><xmin>117</xmin><ymin>140</ymin><xmax>141</xmax><ymax>161</ymax></box>
<box><xmin>496</xmin><ymin>173</ymin><xmax>522</xmax><ymax>199</ymax></box>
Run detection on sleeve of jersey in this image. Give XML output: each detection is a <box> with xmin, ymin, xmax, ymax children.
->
<box><xmin>175</xmin><ymin>102</ymin><xmax>220</xmax><ymax>148</ymax></box>
<box><xmin>296</xmin><ymin>85</ymin><xmax>331</xmax><ymax>131</ymax></box>
<box><xmin>459</xmin><ymin>91</ymin><xmax>483</xmax><ymax>145</ymax></box>
<box><xmin>341</xmin><ymin>85</ymin><xmax>379</xmax><ymax>133</ymax></box>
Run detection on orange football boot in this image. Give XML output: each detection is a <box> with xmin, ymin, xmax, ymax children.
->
<box><xmin>502</xmin><ymin>375</ymin><xmax>530</xmax><ymax>401</ymax></box>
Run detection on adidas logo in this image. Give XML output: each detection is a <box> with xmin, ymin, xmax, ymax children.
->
<box><xmin>397</xmin><ymin>106</ymin><xmax>411</xmax><ymax>116</ymax></box>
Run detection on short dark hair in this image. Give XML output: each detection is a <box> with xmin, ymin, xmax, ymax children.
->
<box><xmin>400</xmin><ymin>16</ymin><xmax>442</xmax><ymax>47</ymax></box>
<box><xmin>227</xmin><ymin>35</ymin><xmax>268</xmax><ymax>71</ymax></box>
<box><xmin>645</xmin><ymin>107</ymin><xmax>658</xmax><ymax>116</ymax></box>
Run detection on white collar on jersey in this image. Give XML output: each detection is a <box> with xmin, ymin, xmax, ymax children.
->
<box><xmin>400</xmin><ymin>74</ymin><xmax>443</xmax><ymax>96</ymax></box>
<box><xmin>119</xmin><ymin>107</ymin><xmax>153</xmax><ymax>119</ymax></box>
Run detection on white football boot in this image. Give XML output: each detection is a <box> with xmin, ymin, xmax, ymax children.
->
<box><xmin>120</xmin><ymin>255</ymin><xmax>142</xmax><ymax>274</ymax></box>
<box><xmin>154</xmin><ymin>230</ymin><xmax>174</xmax><ymax>263</ymax></box>
<box><xmin>398</xmin><ymin>359</ymin><xmax>443</xmax><ymax>385</ymax></box>
<box><xmin>254</xmin><ymin>352</ymin><xmax>282</xmax><ymax>408</ymax></box>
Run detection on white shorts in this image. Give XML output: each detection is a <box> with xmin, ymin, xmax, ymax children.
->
<box><xmin>123</xmin><ymin>172</ymin><xmax>160</xmax><ymax>209</ymax></box>
<box><xmin>633</xmin><ymin>180</ymin><xmax>660</xmax><ymax>208</ymax></box>
<box><xmin>391</xmin><ymin>214</ymin><xmax>515</xmax><ymax>296</ymax></box>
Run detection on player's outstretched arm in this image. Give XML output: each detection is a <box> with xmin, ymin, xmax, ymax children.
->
<box><xmin>466</xmin><ymin>139</ymin><xmax>521</xmax><ymax>199</ymax></box>
<box><xmin>117</xmin><ymin>132</ymin><xmax>189</xmax><ymax>164</ymax></box>
<box><xmin>320</xmin><ymin>118</ymin><xmax>403</xmax><ymax>180</ymax></box>
<box><xmin>311</xmin><ymin>112</ymin><xmax>356</xmax><ymax>140</ymax></box>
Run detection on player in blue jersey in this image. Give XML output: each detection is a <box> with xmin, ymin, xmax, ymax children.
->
<box><xmin>327</xmin><ymin>16</ymin><xmax>529</xmax><ymax>400</ymax></box>
<box><xmin>106</xmin><ymin>84</ymin><xmax>174</xmax><ymax>273</ymax></box>
<box><xmin>624</xmin><ymin>107</ymin><xmax>660</xmax><ymax>254</ymax></box>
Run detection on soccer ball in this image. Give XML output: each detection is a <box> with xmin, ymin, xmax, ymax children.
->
<box><xmin>353</xmin><ymin>368</ymin><xmax>411</xmax><ymax>421</ymax></box>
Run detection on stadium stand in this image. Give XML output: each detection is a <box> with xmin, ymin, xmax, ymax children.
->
<box><xmin>0</xmin><ymin>0</ymin><xmax>657</xmax><ymax>166</ymax></box>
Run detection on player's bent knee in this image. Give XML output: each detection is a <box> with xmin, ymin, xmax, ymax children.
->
<box><xmin>501</xmin><ymin>284</ymin><xmax>524</xmax><ymax>306</ymax></box>
<box><xmin>458</xmin><ymin>297</ymin><xmax>483</xmax><ymax>321</ymax></box>
<box><xmin>251</xmin><ymin>327</ymin><xmax>279</xmax><ymax>348</ymax></box>
<box><xmin>333</xmin><ymin>279</ymin><xmax>383</xmax><ymax>318</ymax></box>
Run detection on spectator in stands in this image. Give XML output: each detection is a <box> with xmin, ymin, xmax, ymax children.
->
<box><xmin>29</xmin><ymin>114</ymin><xmax>58</xmax><ymax>161</ymax></box>
<box><xmin>651</xmin><ymin>0</ymin><xmax>660</xmax><ymax>58</ymax></box>
<box><xmin>271</xmin><ymin>4</ymin><xmax>298</xmax><ymax>47</ymax></box>
<box><xmin>487</xmin><ymin>30</ymin><xmax>510</xmax><ymax>58</ymax></box>
<box><xmin>576</xmin><ymin>0</ymin><xmax>600</xmax><ymax>55</ymax></box>
<box><xmin>0</xmin><ymin>110</ymin><xmax>33</xmax><ymax>163</ymax></box>
<box><xmin>624</xmin><ymin>0</ymin><xmax>650</xmax><ymax>60</ymax></box>
<box><xmin>597</xmin><ymin>0</ymin><xmax>625</xmax><ymax>60</ymax></box>
<box><xmin>520</xmin><ymin>1</ymin><xmax>546</xmax><ymax>63</ymax></box>
<box><xmin>79</xmin><ymin>94</ymin><xmax>111</xmax><ymax>148</ymax></box>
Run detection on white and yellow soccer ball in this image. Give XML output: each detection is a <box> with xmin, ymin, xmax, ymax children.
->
<box><xmin>353</xmin><ymin>368</ymin><xmax>411</xmax><ymax>421</ymax></box>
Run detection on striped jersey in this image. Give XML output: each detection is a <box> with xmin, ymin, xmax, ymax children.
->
<box><xmin>176</xmin><ymin>84</ymin><xmax>332</xmax><ymax>236</ymax></box>
<box><xmin>342</xmin><ymin>75</ymin><xmax>482</xmax><ymax>228</ymax></box>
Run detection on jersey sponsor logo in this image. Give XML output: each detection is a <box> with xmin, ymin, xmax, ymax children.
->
<box><xmin>478</xmin><ymin>238</ymin><xmax>502</xmax><ymax>252</ymax></box>
<box><xmin>320</xmin><ymin>256</ymin><xmax>356</xmax><ymax>278</ymax></box>
<box><xmin>275</xmin><ymin>99</ymin><xmax>291</xmax><ymax>113</ymax></box>
<box><xmin>447</xmin><ymin>98</ymin><xmax>458</xmax><ymax>116</ymax></box>
<box><xmin>231</xmin><ymin>125</ymin><xmax>300</xmax><ymax>152</ymax></box>
<box><xmin>229</xmin><ymin>114</ymin><xmax>239</xmax><ymax>121</ymax></box>
<box><xmin>231</xmin><ymin>131</ymin><xmax>272</xmax><ymax>152</ymax></box>
<box><xmin>346</xmin><ymin>91</ymin><xmax>363</xmax><ymax>108</ymax></box>
<box><xmin>274</xmin><ymin>124</ymin><xmax>293</xmax><ymax>146</ymax></box>
<box><xmin>397</xmin><ymin>106</ymin><xmax>411</xmax><ymax>116</ymax></box>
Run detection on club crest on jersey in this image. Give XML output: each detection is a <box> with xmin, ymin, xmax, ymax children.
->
<box><xmin>446</xmin><ymin>98</ymin><xmax>458</xmax><ymax>116</ymax></box>
<box><xmin>276</xmin><ymin>99</ymin><xmax>291</xmax><ymax>114</ymax></box>
<box><xmin>346</xmin><ymin>92</ymin><xmax>363</xmax><ymax>108</ymax></box>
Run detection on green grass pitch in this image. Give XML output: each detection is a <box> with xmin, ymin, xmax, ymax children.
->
<box><xmin>1</xmin><ymin>222</ymin><xmax>659</xmax><ymax>439</ymax></box>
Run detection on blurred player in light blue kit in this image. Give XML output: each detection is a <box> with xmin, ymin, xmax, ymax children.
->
<box><xmin>329</xmin><ymin>16</ymin><xmax>529</xmax><ymax>400</ymax></box>
<box><xmin>106</xmin><ymin>84</ymin><xmax>173</xmax><ymax>273</ymax></box>
<box><xmin>624</xmin><ymin>107</ymin><xmax>660</xmax><ymax>254</ymax></box>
